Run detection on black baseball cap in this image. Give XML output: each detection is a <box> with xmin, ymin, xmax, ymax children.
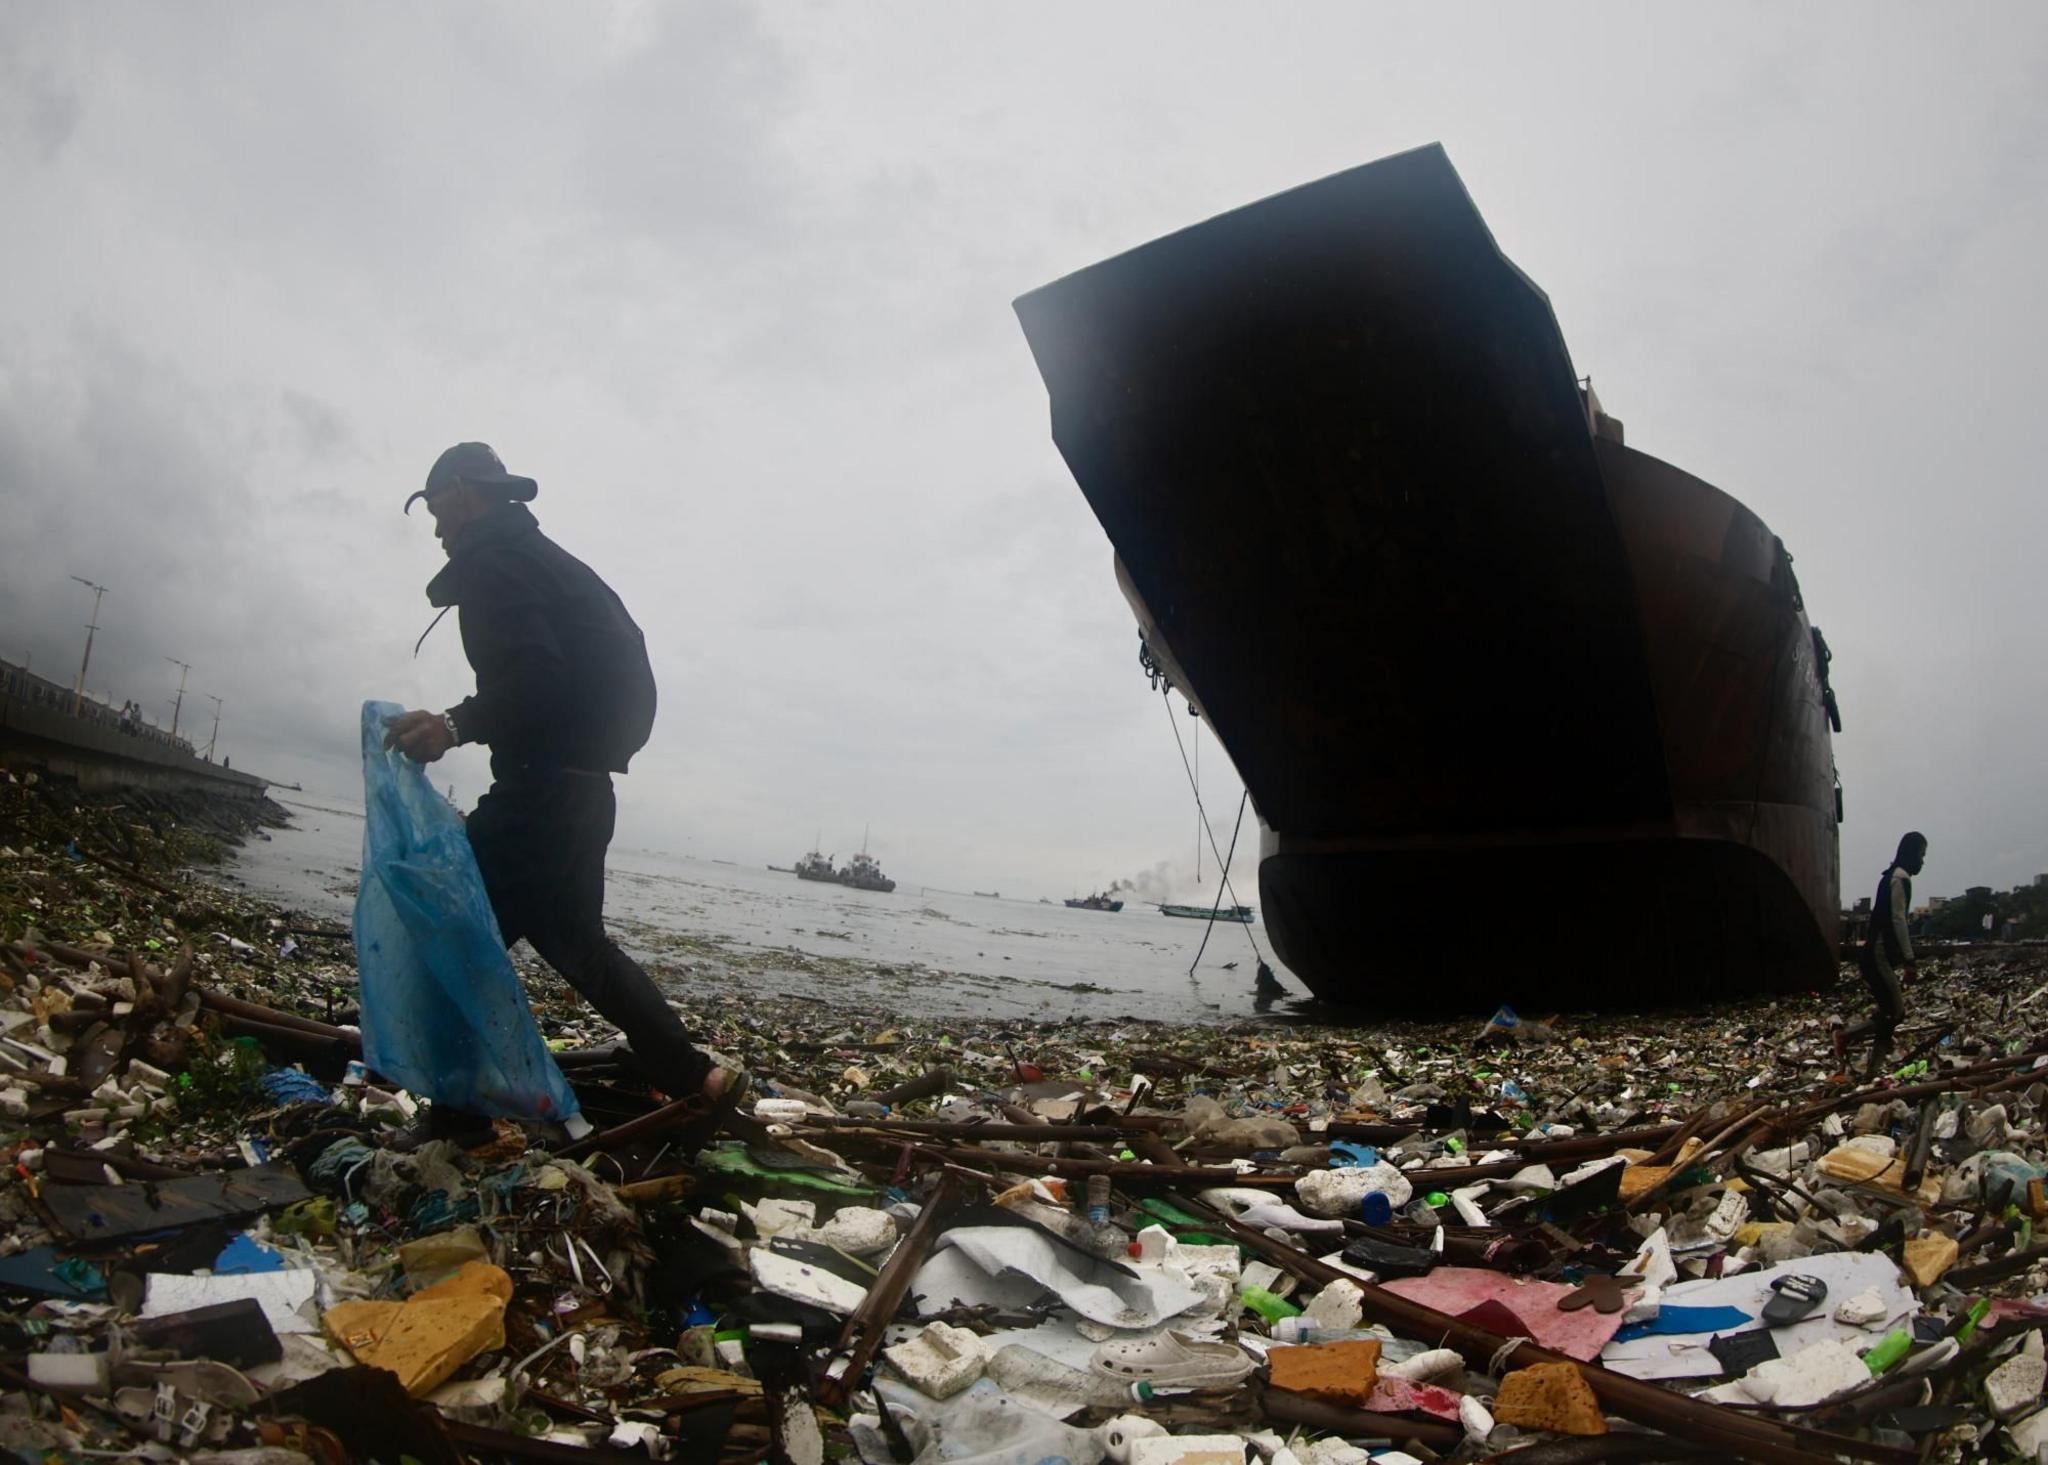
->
<box><xmin>404</xmin><ymin>442</ymin><xmax>539</xmax><ymax>514</ymax></box>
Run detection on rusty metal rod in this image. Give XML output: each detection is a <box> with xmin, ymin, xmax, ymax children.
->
<box><xmin>819</xmin><ymin>1171</ymin><xmax>961</xmax><ymax>1409</ymax></box>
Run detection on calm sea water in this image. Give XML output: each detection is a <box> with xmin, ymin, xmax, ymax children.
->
<box><xmin>219</xmin><ymin>797</ymin><xmax>1292</xmax><ymax>1024</ymax></box>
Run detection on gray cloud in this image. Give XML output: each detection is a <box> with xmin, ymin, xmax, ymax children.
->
<box><xmin>2</xmin><ymin>2</ymin><xmax>2045</xmax><ymax>914</ymax></box>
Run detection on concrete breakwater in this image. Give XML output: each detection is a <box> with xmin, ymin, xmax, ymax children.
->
<box><xmin>0</xmin><ymin>658</ymin><xmax>271</xmax><ymax>803</ymax></box>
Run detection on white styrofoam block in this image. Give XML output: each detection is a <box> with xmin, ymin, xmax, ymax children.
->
<box><xmin>749</xmin><ymin>1248</ymin><xmax>867</xmax><ymax>1316</ymax></box>
<box><xmin>1987</xmin><ymin>1354</ymin><xmax>2047</xmax><ymax>1419</ymax></box>
<box><xmin>884</xmin><ymin>1322</ymin><xmax>986</xmax><ymax>1400</ymax></box>
<box><xmin>1129</xmin><ymin>1436</ymin><xmax>1253</xmax><ymax>1465</ymax></box>
<box><xmin>28</xmin><ymin>1352</ymin><xmax>109</xmax><ymax>1390</ymax></box>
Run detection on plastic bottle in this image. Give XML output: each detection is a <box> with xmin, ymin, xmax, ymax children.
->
<box><xmin>1240</xmin><ymin>1286</ymin><xmax>1302</xmax><ymax>1324</ymax></box>
<box><xmin>1862</xmin><ymin>1328</ymin><xmax>1911</xmax><ymax>1374</ymax></box>
<box><xmin>1086</xmin><ymin>1174</ymin><xmax>1113</xmax><ymax>1225</ymax></box>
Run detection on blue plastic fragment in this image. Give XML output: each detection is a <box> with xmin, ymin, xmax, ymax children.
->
<box><xmin>259</xmin><ymin>1067</ymin><xmax>333</xmax><ymax>1107</ymax></box>
<box><xmin>353</xmin><ymin>701</ymin><xmax>580</xmax><ymax>1125</ymax></box>
<box><xmin>1611</xmin><ymin>1304</ymin><xmax>1755</xmax><ymax>1343</ymax></box>
<box><xmin>1329</xmin><ymin>1141</ymin><xmax>1379</xmax><ymax>1169</ymax></box>
<box><xmin>214</xmin><ymin>1232</ymin><xmax>285</xmax><ymax>1275</ymax></box>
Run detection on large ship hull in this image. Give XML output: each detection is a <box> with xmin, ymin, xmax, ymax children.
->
<box><xmin>1016</xmin><ymin>145</ymin><xmax>1840</xmax><ymax>1012</ymax></box>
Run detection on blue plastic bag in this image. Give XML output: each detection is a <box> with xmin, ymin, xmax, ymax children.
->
<box><xmin>352</xmin><ymin>700</ymin><xmax>581</xmax><ymax>1125</ymax></box>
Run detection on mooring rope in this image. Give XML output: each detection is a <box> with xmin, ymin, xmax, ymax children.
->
<box><xmin>1159</xmin><ymin>686</ymin><xmax>1264</xmax><ymax>970</ymax></box>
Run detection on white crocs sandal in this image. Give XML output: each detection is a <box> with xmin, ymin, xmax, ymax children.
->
<box><xmin>1088</xmin><ymin>1330</ymin><xmax>1255</xmax><ymax>1387</ymax></box>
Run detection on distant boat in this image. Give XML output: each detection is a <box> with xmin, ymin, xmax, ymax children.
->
<box><xmin>1066</xmin><ymin>892</ymin><xmax>1124</xmax><ymax>912</ymax></box>
<box><xmin>768</xmin><ymin>864</ymin><xmax>796</xmax><ymax>873</ymax></box>
<box><xmin>795</xmin><ymin>850</ymin><xmax>837</xmax><ymax>882</ymax></box>
<box><xmin>839</xmin><ymin>849</ymin><xmax>897</xmax><ymax>893</ymax></box>
<box><xmin>1160</xmin><ymin>903</ymin><xmax>1254</xmax><ymax>923</ymax></box>
<box><xmin>974</xmin><ymin>890</ymin><xmax>1001</xmax><ymax>899</ymax></box>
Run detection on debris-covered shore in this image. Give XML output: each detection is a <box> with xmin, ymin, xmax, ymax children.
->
<box><xmin>7</xmin><ymin>768</ymin><xmax>2048</xmax><ymax>1463</ymax></box>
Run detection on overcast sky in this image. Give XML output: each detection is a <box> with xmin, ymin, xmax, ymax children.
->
<box><xmin>4</xmin><ymin>4</ymin><xmax>2045</xmax><ymax>910</ymax></box>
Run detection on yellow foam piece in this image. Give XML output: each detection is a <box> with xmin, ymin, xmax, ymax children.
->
<box><xmin>322</xmin><ymin>1260</ymin><xmax>513</xmax><ymax>1396</ymax></box>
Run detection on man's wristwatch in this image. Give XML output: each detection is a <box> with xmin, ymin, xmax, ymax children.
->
<box><xmin>441</xmin><ymin>710</ymin><xmax>462</xmax><ymax>746</ymax></box>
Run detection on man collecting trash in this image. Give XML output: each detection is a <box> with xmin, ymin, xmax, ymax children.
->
<box><xmin>385</xmin><ymin>442</ymin><xmax>744</xmax><ymax>1141</ymax></box>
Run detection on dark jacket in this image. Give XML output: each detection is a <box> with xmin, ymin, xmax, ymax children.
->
<box><xmin>426</xmin><ymin>503</ymin><xmax>657</xmax><ymax>775</ymax></box>
<box><xmin>1868</xmin><ymin>863</ymin><xmax>1914</xmax><ymax>970</ymax></box>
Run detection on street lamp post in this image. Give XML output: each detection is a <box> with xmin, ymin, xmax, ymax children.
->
<box><xmin>205</xmin><ymin>695</ymin><xmax>224</xmax><ymax>761</ymax></box>
<box><xmin>165</xmin><ymin>657</ymin><xmax>192</xmax><ymax>740</ymax></box>
<box><xmin>68</xmin><ymin>576</ymin><xmax>109</xmax><ymax>716</ymax></box>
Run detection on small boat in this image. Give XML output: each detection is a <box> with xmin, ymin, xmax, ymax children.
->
<box><xmin>1160</xmin><ymin>903</ymin><xmax>1254</xmax><ymax>923</ymax></box>
<box><xmin>767</xmin><ymin>864</ymin><xmax>795</xmax><ymax>873</ymax></box>
<box><xmin>974</xmin><ymin>890</ymin><xmax>1001</xmax><ymax>899</ymax></box>
<box><xmin>794</xmin><ymin>850</ymin><xmax>836</xmax><ymax>882</ymax></box>
<box><xmin>839</xmin><ymin>849</ymin><xmax>897</xmax><ymax>893</ymax></box>
<box><xmin>1065</xmin><ymin>892</ymin><xmax>1124</xmax><ymax>912</ymax></box>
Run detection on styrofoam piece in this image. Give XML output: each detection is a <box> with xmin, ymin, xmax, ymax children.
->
<box><xmin>144</xmin><ymin>1270</ymin><xmax>318</xmax><ymax>1334</ymax></box>
<box><xmin>885</xmin><ymin>1322</ymin><xmax>987</xmax><ymax>1400</ymax></box>
<box><xmin>1301</xmin><ymin>1278</ymin><xmax>1364</xmax><ymax>1333</ymax></box>
<box><xmin>795</xmin><ymin>1206</ymin><xmax>898</xmax><ymax>1256</ymax></box>
<box><xmin>2010</xmin><ymin>1408</ymin><xmax>2048</xmax><ymax>1459</ymax></box>
<box><xmin>28</xmin><ymin>1351</ymin><xmax>110</xmax><ymax>1390</ymax></box>
<box><xmin>1296</xmin><ymin>1162</ymin><xmax>1413</xmax><ymax>1217</ymax></box>
<box><xmin>1240</xmin><ymin>1260</ymin><xmax>1284</xmax><ymax>1294</ymax></box>
<box><xmin>1172</xmin><ymin>1244</ymin><xmax>1242</xmax><ymax>1286</ymax></box>
<box><xmin>1130</xmin><ymin>1435</ymin><xmax>1252</xmax><ymax>1465</ymax></box>
<box><xmin>749</xmin><ymin>1248</ymin><xmax>868</xmax><ymax>1316</ymax></box>
<box><xmin>1704</xmin><ymin>1190</ymin><xmax>1749</xmax><ymax>1242</ymax></box>
<box><xmin>1987</xmin><ymin>1355</ymin><xmax>2048</xmax><ymax>1418</ymax></box>
<box><xmin>743</xmin><ymin>1198</ymin><xmax>817</xmax><ymax>1236</ymax></box>
<box><xmin>1558</xmin><ymin>1155</ymin><xmax>1628</xmax><ymax>1187</ymax></box>
<box><xmin>1134</xmin><ymin>1224</ymin><xmax>1173</xmax><ymax>1263</ymax></box>
<box><xmin>1834</xmin><ymin>1287</ymin><xmax>1887</xmax><ymax>1327</ymax></box>
<box><xmin>1296</xmin><ymin>1442</ymin><xmax>1378</xmax><ymax>1465</ymax></box>
<box><xmin>1619</xmin><ymin>1226</ymin><xmax>1675</xmax><ymax>1323</ymax></box>
<box><xmin>1713</xmin><ymin>1340</ymin><xmax>1871</xmax><ymax>1407</ymax></box>
<box><xmin>1100</xmin><ymin>1413</ymin><xmax>1169</xmax><ymax>1463</ymax></box>
<box><xmin>1499</xmin><ymin>1164</ymin><xmax>1557</xmax><ymax>1192</ymax></box>
<box><xmin>1459</xmin><ymin>1394</ymin><xmax>1495</xmax><ymax>1442</ymax></box>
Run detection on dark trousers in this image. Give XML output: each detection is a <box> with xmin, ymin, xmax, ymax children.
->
<box><xmin>1840</xmin><ymin>943</ymin><xmax>1907</xmax><ymax>1073</ymax></box>
<box><xmin>467</xmin><ymin>768</ymin><xmax>711</xmax><ymax>1095</ymax></box>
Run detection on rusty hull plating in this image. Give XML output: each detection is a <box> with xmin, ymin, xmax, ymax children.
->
<box><xmin>1016</xmin><ymin>144</ymin><xmax>1840</xmax><ymax>1012</ymax></box>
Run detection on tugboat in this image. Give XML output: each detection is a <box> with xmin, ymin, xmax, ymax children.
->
<box><xmin>839</xmin><ymin>849</ymin><xmax>897</xmax><ymax>893</ymax></box>
<box><xmin>794</xmin><ymin>850</ymin><xmax>836</xmax><ymax>883</ymax></box>
<box><xmin>1016</xmin><ymin>144</ymin><xmax>1842</xmax><ymax>1012</ymax></box>
<box><xmin>1065</xmin><ymin>892</ymin><xmax>1124</xmax><ymax>912</ymax></box>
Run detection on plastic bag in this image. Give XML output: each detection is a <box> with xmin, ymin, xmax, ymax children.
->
<box><xmin>352</xmin><ymin>700</ymin><xmax>581</xmax><ymax>1125</ymax></box>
